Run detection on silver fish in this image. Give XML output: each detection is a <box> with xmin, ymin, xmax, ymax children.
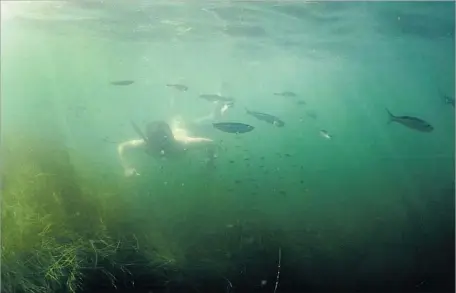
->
<box><xmin>274</xmin><ymin>91</ymin><xmax>297</xmax><ymax>97</ymax></box>
<box><xmin>245</xmin><ymin>108</ymin><xmax>285</xmax><ymax>127</ymax></box>
<box><xmin>319</xmin><ymin>130</ymin><xmax>332</xmax><ymax>139</ymax></box>
<box><xmin>167</xmin><ymin>84</ymin><xmax>188</xmax><ymax>91</ymax></box>
<box><xmin>445</xmin><ymin>96</ymin><xmax>455</xmax><ymax>107</ymax></box>
<box><xmin>110</xmin><ymin>80</ymin><xmax>134</xmax><ymax>86</ymax></box>
<box><xmin>200</xmin><ymin>94</ymin><xmax>234</xmax><ymax>103</ymax></box>
<box><xmin>213</xmin><ymin>122</ymin><xmax>254</xmax><ymax>134</ymax></box>
<box><xmin>386</xmin><ymin>109</ymin><xmax>433</xmax><ymax>132</ymax></box>
<box><xmin>439</xmin><ymin>90</ymin><xmax>455</xmax><ymax>107</ymax></box>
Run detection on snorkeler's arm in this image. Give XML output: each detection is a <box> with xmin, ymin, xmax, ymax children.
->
<box><xmin>181</xmin><ymin>136</ymin><xmax>213</xmax><ymax>143</ymax></box>
<box><xmin>173</xmin><ymin>129</ymin><xmax>213</xmax><ymax>144</ymax></box>
<box><xmin>170</xmin><ymin>116</ymin><xmax>214</xmax><ymax>145</ymax></box>
<box><xmin>173</xmin><ymin>131</ymin><xmax>213</xmax><ymax>144</ymax></box>
<box><xmin>117</xmin><ymin>139</ymin><xmax>146</xmax><ymax>176</ymax></box>
<box><xmin>220</xmin><ymin>103</ymin><xmax>230</xmax><ymax>116</ymax></box>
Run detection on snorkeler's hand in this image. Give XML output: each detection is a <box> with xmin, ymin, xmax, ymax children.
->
<box><xmin>124</xmin><ymin>167</ymin><xmax>140</xmax><ymax>177</ymax></box>
<box><xmin>185</xmin><ymin>137</ymin><xmax>213</xmax><ymax>143</ymax></box>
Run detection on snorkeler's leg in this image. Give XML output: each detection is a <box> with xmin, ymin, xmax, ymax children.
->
<box><xmin>193</xmin><ymin>101</ymin><xmax>222</xmax><ymax>125</ymax></box>
<box><xmin>220</xmin><ymin>103</ymin><xmax>229</xmax><ymax>117</ymax></box>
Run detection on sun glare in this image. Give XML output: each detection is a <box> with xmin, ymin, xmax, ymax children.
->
<box><xmin>1</xmin><ymin>1</ymin><xmax>10</xmax><ymax>19</ymax></box>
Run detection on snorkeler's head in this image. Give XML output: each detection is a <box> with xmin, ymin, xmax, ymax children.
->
<box><xmin>145</xmin><ymin>121</ymin><xmax>174</xmax><ymax>148</ymax></box>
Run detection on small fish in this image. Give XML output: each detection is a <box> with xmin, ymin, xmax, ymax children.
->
<box><xmin>213</xmin><ymin>122</ymin><xmax>254</xmax><ymax>134</ymax></box>
<box><xmin>320</xmin><ymin>130</ymin><xmax>332</xmax><ymax>139</ymax></box>
<box><xmin>439</xmin><ymin>90</ymin><xmax>455</xmax><ymax>107</ymax></box>
<box><xmin>200</xmin><ymin>94</ymin><xmax>234</xmax><ymax>103</ymax></box>
<box><xmin>245</xmin><ymin>108</ymin><xmax>285</xmax><ymax>127</ymax></box>
<box><xmin>296</xmin><ymin>100</ymin><xmax>307</xmax><ymax>105</ymax></box>
<box><xmin>306</xmin><ymin>110</ymin><xmax>317</xmax><ymax>119</ymax></box>
<box><xmin>274</xmin><ymin>91</ymin><xmax>297</xmax><ymax>97</ymax></box>
<box><xmin>68</xmin><ymin>105</ymin><xmax>87</xmax><ymax>118</ymax></box>
<box><xmin>386</xmin><ymin>108</ymin><xmax>433</xmax><ymax>132</ymax></box>
<box><xmin>166</xmin><ymin>84</ymin><xmax>188</xmax><ymax>91</ymax></box>
<box><xmin>102</xmin><ymin>136</ymin><xmax>119</xmax><ymax>144</ymax></box>
<box><xmin>445</xmin><ymin>96</ymin><xmax>455</xmax><ymax>107</ymax></box>
<box><xmin>110</xmin><ymin>80</ymin><xmax>134</xmax><ymax>86</ymax></box>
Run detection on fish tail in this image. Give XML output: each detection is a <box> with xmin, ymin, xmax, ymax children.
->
<box><xmin>245</xmin><ymin>107</ymin><xmax>250</xmax><ymax>113</ymax></box>
<box><xmin>385</xmin><ymin>108</ymin><xmax>395</xmax><ymax>124</ymax></box>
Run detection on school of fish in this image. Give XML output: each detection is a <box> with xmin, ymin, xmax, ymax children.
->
<box><xmin>108</xmin><ymin>79</ymin><xmax>452</xmax><ymax>136</ymax></box>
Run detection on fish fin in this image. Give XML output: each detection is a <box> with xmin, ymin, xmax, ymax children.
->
<box><xmin>130</xmin><ymin>120</ymin><xmax>148</xmax><ymax>142</ymax></box>
<box><xmin>385</xmin><ymin>108</ymin><xmax>395</xmax><ymax>124</ymax></box>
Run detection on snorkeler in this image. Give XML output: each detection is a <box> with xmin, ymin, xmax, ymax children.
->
<box><xmin>117</xmin><ymin>117</ymin><xmax>215</xmax><ymax>177</ymax></box>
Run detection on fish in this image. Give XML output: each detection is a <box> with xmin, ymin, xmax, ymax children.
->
<box><xmin>110</xmin><ymin>80</ymin><xmax>134</xmax><ymax>86</ymax></box>
<box><xmin>274</xmin><ymin>91</ymin><xmax>297</xmax><ymax>97</ymax></box>
<box><xmin>306</xmin><ymin>110</ymin><xmax>317</xmax><ymax>119</ymax></box>
<box><xmin>166</xmin><ymin>84</ymin><xmax>188</xmax><ymax>91</ymax></box>
<box><xmin>386</xmin><ymin>108</ymin><xmax>433</xmax><ymax>132</ymax></box>
<box><xmin>439</xmin><ymin>90</ymin><xmax>455</xmax><ymax>107</ymax></box>
<box><xmin>319</xmin><ymin>130</ymin><xmax>332</xmax><ymax>139</ymax></box>
<box><xmin>296</xmin><ymin>100</ymin><xmax>307</xmax><ymax>105</ymax></box>
<box><xmin>213</xmin><ymin>122</ymin><xmax>254</xmax><ymax>134</ymax></box>
<box><xmin>245</xmin><ymin>108</ymin><xmax>285</xmax><ymax>127</ymax></box>
<box><xmin>445</xmin><ymin>96</ymin><xmax>455</xmax><ymax>107</ymax></box>
<box><xmin>199</xmin><ymin>94</ymin><xmax>234</xmax><ymax>103</ymax></box>
<box><xmin>68</xmin><ymin>105</ymin><xmax>87</xmax><ymax>118</ymax></box>
<box><xmin>102</xmin><ymin>136</ymin><xmax>120</xmax><ymax>144</ymax></box>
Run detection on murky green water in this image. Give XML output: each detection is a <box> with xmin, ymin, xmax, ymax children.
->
<box><xmin>1</xmin><ymin>2</ymin><xmax>454</xmax><ymax>293</ymax></box>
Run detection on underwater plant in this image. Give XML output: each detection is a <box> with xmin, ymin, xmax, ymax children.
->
<box><xmin>1</xmin><ymin>133</ymin><xmax>184</xmax><ymax>293</ymax></box>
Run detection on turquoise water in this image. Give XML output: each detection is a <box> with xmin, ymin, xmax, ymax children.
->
<box><xmin>1</xmin><ymin>1</ymin><xmax>454</xmax><ymax>292</ymax></box>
